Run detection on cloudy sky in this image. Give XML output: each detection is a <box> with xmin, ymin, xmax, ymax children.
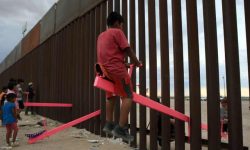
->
<box><xmin>0</xmin><ymin>0</ymin><xmax>57</xmax><ymax>61</ymax></box>
<box><xmin>0</xmin><ymin>0</ymin><xmax>249</xmax><ymax>97</ymax></box>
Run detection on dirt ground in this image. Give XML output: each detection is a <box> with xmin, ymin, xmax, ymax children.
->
<box><xmin>0</xmin><ymin>101</ymin><xmax>249</xmax><ymax>150</ymax></box>
<box><xmin>0</xmin><ymin>112</ymin><xmax>132</xmax><ymax>150</ymax></box>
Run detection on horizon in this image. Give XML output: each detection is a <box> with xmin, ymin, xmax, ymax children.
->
<box><xmin>0</xmin><ymin>0</ymin><xmax>249</xmax><ymax>97</ymax></box>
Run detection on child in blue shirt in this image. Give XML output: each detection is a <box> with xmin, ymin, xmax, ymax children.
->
<box><xmin>2</xmin><ymin>93</ymin><xmax>19</xmax><ymax>147</ymax></box>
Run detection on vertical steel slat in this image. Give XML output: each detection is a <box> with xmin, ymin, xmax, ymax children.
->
<box><xmin>114</xmin><ymin>0</ymin><xmax>120</xmax><ymax>12</ymax></box>
<box><xmin>50</xmin><ymin>35</ymin><xmax>55</xmax><ymax>120</ymax></box>
<box><xmin>122</xmin><ymin>0</ymin><xmax>128</xmax><ymax>36</ymax></box>
<box><xmin>74</xmin><ymin>18</ymin><xmax>79</xmax><ymax>125</ymax></box>
<box><xmin>94</xmin><ymin>6</ymin><xmax>101</xmax><ymax>135</ymax></box>
<box><xmin>138</xmin><ymin>0</ymin><xmax>147</xmax><ymax>149</ymax></box>
<box><xmin>89</xmin><ymin>11</ymin><xmax>95</xmax><ymax>133</ymax></box>
<box><xmin>100</xmin><ymin>1</ymin><xmax>108</xmax><ymax>137</ymax></box>
<box><xmin>186</xmin><ymin>0</ymin><xmax>202</xmax><ymax>149</ymax></box>
<box><xmin>63</xmin><ymin>26</ymin><xmax>70</xmax><ymax>122</ymax></box>
<box><xmin>73</xmin><ymin>20</ymin><xmax>78</xmax><ymax>122</ymax></box>
<box><xmin>119</xmin><ymin>0</ymin><xmax>128</xmax><ymax>130</ymax></box>
<box><xmin>57</xmin><ymin>31</ymin><xmax>62</xmax><ymax>121</ymax></box>
<box><xmin>71</xmin><ymin>22</ymin><xmax>76</xmax><ymax>121</ymax></box>
<box><xmin>52</xmin><ymin>32</ymin><xmax>57</xmax><ymax>119</ymax></box>
<box><xmin>82</xmin><ymin>16</ymin><xmax>88</xmax><ymax>129</ymax></box>
<box><xmin>159</xmin><ymin>0</ymin><xmax>171</xmax><ymax>149</ymax></box>
<box><xmin>108</xmin><ymin>0</ymin><xmax>120</xmax><ymax>128</ymax></box>
<box><xmin>85</xmin><ymin>14</ymin><xmax>91</xmax><ymax>131</ymax></box>
<box><xmin>148</xmin><ymin>0</ymin><xmax>158</xmax><ymax>149</ymax></box>
<box><xmin>172</xmin><ymin>0</ymin><xmax>185</xmax><ymax>149</ymax></box>
<box><xmin>74</xmin><ymin>19</ymin><xmax>79</xmax><ymax>122</ymax></box>
<box><xmin>113</xmin><ymin>9</ymin><xmax>121</xmax><ymax>129</ymax></box>
<box><xmin>47</xmin><ymin>37</ymin><xmax>52</xmax><ymax>119</ymax></box>
<box><xmin>79</xmin><ymin>16</ymin><xmax>85</xmax><ymax>128</ymax></box>
<box><xmin>244</xmin><ymin>0</ymin><xmax>250</xmax><ymax>111</ymax></box>
<box><xmin>202</xmin><ymin>0</ymin><xmax>221</xmax><ymax>149</ymax></box>
<box><xmin>108</xmin><ymin>0</ymin><xmax>113</xmax><ymax>14</ymax></box>
<box><xmin>222</xmin><ymin>0</ymin><xmax>243</xmax><ymax>149</ymax></box>
<box><xmin>54</xmin><ymin>30</ymin><xmax>60</xmax><ymax>120</ymax></box>
<box><xmin>39</xmin><ymin>42</ymin><xmax>45</xmax><ymax>116</ymax></box>
<box><xmin>56</xmin><ymin>30</ymin><xmax>61</xmax><ymax>120</ymax></box>
<box><xmin>129</xmin><ymin>0</ymin><xmax>137</xmax><ymax>147</ymax></box>
<box><xmin>68</xmin><ymin>23</ymin><xmax>74</xmax><ymax>122</ymax></box>
<box><xmin>73</xmin><ymin>20</ymin><xmax>80</xmax><ymax>123</ymax></box>
<box><xmin>56</xmin><ymin>29</ymin><xmax>62</xmax><ymax>120</ymax></box>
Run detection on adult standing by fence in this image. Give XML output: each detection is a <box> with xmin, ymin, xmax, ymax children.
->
<box><xmin>25</xmin><ymin>82</ymin><xmax>35</xmax><ymax>115</ymax></box>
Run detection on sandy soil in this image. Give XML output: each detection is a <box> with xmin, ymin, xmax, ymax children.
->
<box><xmin>0</xmin><ymin>101</ymin><xmax>249</xmax><ymax>150</ymax></box>
<box><xmin>0</xmin><ymin>113</ymin><xmax>132</xmax><ymax>150</ymax></box>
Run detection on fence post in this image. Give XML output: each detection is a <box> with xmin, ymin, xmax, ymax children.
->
<box><xmin>203</xmin><ymin>0</ymin><xmax>221</xmax><ymax>149</ymax></box>
<box><xmin>172</xmin><ymin>0</ymin><xmax>185</xmax><ymax>149</ymax></box>
<box><xmin>222</xmin><ymin>0</ymin><xmax>243</xmax><ymax>149</ymax></box>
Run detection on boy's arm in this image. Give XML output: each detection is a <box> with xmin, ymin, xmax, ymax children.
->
<box><xmin>12</xmin><ymin>107</ymin><xmax>18</xmax><ymax>120</ymax></box>
<box><xmin>124</xmin><ymin>47</ymin><xmax>141</xmax><ymax>67</ymax></box>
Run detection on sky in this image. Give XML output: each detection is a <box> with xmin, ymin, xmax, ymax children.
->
<box><xmin>0</xmin><ymin>0</ymin><xmax>57</xmax><ymax>61</ymax></box>
<box><xmin>0</xmin><ymin>0</ymin><xmax>249</xmax><ymax>97</ymax></box>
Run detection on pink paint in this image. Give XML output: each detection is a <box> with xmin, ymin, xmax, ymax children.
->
<box><xmin>94</xmin><ymin>77</ymin><xmax>189</xmax><ymax>122</ymax></box>
<box><xmin>94</xmin><ymin>64</ymin><xmax>228</xmax><ymax>140</ymax></box>
<box><xmin>201</xmin><ymin>123</ymin><xmax>208</xmax><ymax>130</ymax></box>
<box><xmin>28</xmin><ymin>110</ymin><xmax>101</xmax><ymax>144</ymax></box>
<box><xmin>24</xmin><ymin>102</ymin><xmax>73</xmax><ymax>107</ymax></box>
<box><xmin>129</xmin><ymin>65</ymin><xmax>134</xmax><ymax>77</ymax></box>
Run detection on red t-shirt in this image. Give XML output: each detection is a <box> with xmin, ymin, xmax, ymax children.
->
<box><xmin>97</xmin><ymin>28</ymin><xmax>130</xmax><ymax>78</ymax></box>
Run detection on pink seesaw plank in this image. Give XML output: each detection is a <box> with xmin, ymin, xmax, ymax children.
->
<box><xmin>94</xmin><ymin>77</ymin><xmax>189</xmax><ymax>122</ymax></box>
<box><xmin>28</xmin><ymin>110</ymin><xmax>101</xmax><ymax>144</ymax></box>
<box><xmin>201</xmin><ymin>123</ymin><xmax>208</xmax><ymax>130</ymax></box>
<box><xmin>24</xmin><ymin>102</ymin><xmax>73</xmax><ymax>107</ymax></box>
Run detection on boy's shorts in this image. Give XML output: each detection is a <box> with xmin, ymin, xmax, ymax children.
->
<box><xmin>106</xmin><ymin>75</ymin><xmax>133</xmax><ymax>99</ymax></box>
<box><xmin>95</xmin><ymin>63</ymin><xmax>133</xmax><ymax>99</ymax></box>
<box><xmin>6</xmin><ymin>123</ymin><xmax>18</xmax><ymax>131</ymax></box>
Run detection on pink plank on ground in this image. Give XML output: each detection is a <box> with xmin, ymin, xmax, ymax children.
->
<box><xmin>28</xmin><ymin>110</ymin><xmax>101</xmax><ymax>144</ymax></box>
<box><xmin>24</xmin><ymin>102</ymin><xmax>73</xmax><ymax>107</ymax></box>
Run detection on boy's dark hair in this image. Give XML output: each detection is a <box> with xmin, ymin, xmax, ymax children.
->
<box><xmin>9</xmin><ymin>78</ymin><xmax>17</xmax><ymax>83</ymax></box>
<box><xmin>8</xmin><ymin>81</ymin><xmax>17</xmax><ymax>90</ymax></box>
<box><xmin>2</xmin><ymin>86</ymin><xmax>8</xmax><ymax>91</ymax></box>
<box><xmin>6</xmin><ymin>93</ymin><xmax>17</xmax><ymax>101</ymax></box>
<box><xmin>107</xmin><ymin>12</ymin><xmax>124</xmax><ymax>27</ymax></box>
<box><xmin>17</xmin><ymin>79</ymin><xmax>24</xmax><ymax>84</ymax></box>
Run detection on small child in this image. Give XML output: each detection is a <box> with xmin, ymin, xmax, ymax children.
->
<box><xmin>220</xmin><ymin>98</ymin><xmax>228</xmax><ymax>133</ymax></box>
<box><xmin>25</xmin><ymin>82</ymin><xmax>35</xmax><ymax>115</ymax></box>
<box><xmin>2</xmin><ymin>93</ymin><xmax>19</xmax><ymax>147</ymax></box>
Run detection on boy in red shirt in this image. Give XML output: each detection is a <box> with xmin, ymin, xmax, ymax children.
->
<box><xmin>97</xmin><ymin>12</ymin><xmax>141</xmax><ymax>142</ymax></box>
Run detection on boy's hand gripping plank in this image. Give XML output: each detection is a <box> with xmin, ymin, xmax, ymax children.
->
<box><xmin>28</xmin><ymin>110</ymin><xmax>101</xmax><ymax>144</ymax></box>
<box><xmin>94</xmin><ymin>76</ymin><xmax>189</xmax><ymax>122</ymax></box>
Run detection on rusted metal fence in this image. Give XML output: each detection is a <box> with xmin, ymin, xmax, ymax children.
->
<box><xmin>0</xmin><ymin>0</ymin><xmax>248</xmax><ymax>149</ymax></box>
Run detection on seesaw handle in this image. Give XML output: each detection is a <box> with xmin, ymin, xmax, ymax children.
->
<box><xmin>128</xmin><ymin>63</ymin><xmax>143</xmax><ymax>77</ymax></box>
<box><xmin>129</xmin><ymin>64</ymin><xmax>134</xmax><ymax>77</ymax></box>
